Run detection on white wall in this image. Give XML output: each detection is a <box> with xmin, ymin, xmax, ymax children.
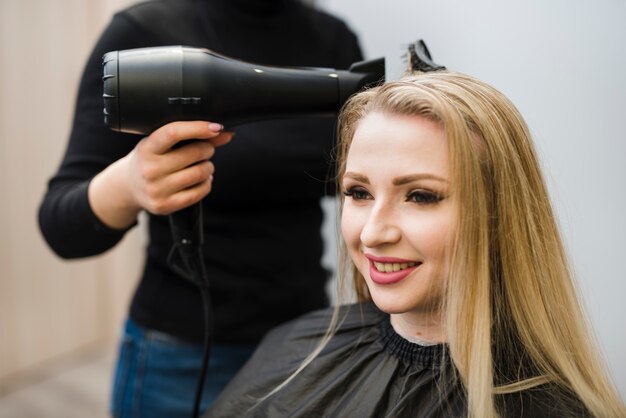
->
<box><xmin>319</xmin><ymin>0</ymin><xmax>626</xmax><ymax>400</ymax></box>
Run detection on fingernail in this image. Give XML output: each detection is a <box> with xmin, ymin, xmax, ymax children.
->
<box><xmin>209</xmin><ymin>123</ymin><xmax>224</xmax><ymax>132</ymax></box>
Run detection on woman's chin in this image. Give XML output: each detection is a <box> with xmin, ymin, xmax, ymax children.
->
<box><xmin>368</xmin><ymin>293</ymin><xmax>413</xmax><ymax>315</ymax></box>
<box><xmin>368</xmin><ymin>288</ymin><xmax>440</xmax><ymax>317</ymax></box>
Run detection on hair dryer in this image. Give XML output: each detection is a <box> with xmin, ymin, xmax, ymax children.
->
<box><xmin>102</xmin><ymin>46</ymin><xmax>385</xmax><ymax>135</ymax></box>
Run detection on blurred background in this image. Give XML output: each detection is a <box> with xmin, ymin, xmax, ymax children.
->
<box><xmin>1</xmin><ymin>1</ymin><xmax>145</xmax><ymax>416</ymax></box>
<box><xmin>1</xmin><ymin>0</ymin><xmax>624</xmax><ymax>416</ymax></box>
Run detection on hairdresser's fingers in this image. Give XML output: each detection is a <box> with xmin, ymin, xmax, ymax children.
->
<box><xmin>153</xmin><ymin>160</ymin><xmax>215</xmax><ymax>201</ymax></box>
<box><xmin>144</xmin><ymin>162</ymin><xmax>215</xmax><ymax>215</ymax></box>
<box><xmin>208</xmin><ymin>131</ymin><xmax>235</xmax><ymax>147</ymax></box>
<box><xmin>165</xmin><ymin>140</ymin><xmax>217</xmax><ymax>173</ymax></box>
<box><xmin>146</xmin><ymin>121</ymin><xmax>226</xmax><ymax>155</ymax></box>
<box><xmin>158</xmin><ymin>130</ymin><xmax>234</xmax><ymax>174</ymax></box>
<box><xmin>167</xmin><ymin>179</ymin><xmax>213</xmax><ymax>214</ymax></box>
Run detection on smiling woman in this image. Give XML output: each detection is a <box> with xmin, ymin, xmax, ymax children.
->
<box><xmin>341</xmin><ymin>112</ymin><xmax>453</xmax><ymax>344</ymax></box>
<box><xmin>205</xmin><ymin>72</ymin><xmax>626</xmax><ymax>418</ymax></box>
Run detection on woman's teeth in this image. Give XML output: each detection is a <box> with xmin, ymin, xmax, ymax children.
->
<box><xmin>373</xmin><ymin>261</ymin><xmax>417</xmax><ymax>273</ymax></box>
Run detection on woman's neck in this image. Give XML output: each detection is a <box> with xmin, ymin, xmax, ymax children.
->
<box><xmin>389</xmin><ymin>312</ymin><xmax>446</xmax><ymax>345</ymax></box>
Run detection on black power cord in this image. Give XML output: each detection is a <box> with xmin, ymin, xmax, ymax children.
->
<box><xmin>167</xmin><ymin>202</ymin><xmax>214</xmax><ymax>418</ymax></box>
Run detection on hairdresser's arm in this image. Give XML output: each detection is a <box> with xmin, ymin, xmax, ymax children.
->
<box><xmin>39</xmin><ymin>14</ymin><xmax>161</xmax><ymax>258</ymax></box>
<box><xmin>89</xmin><ymin>122</ymin><xmax>232</xmax><ymax>229</ymax></box>
<box><xmin>38</xmin><ymin>13</ymin><xmax>212</xmax><ymax>258</ymax></box>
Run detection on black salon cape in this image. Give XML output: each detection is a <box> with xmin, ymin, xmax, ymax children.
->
<box><xmin>205</xmin><ymin>302</ymin><xmax>590</xmax><ymax>418</ymax></box>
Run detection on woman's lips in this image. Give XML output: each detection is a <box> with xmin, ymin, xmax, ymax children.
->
<box><xmin>365</xmin><ymin>254</ymin><xmax>421</xmax><ymax>285</ymax></box>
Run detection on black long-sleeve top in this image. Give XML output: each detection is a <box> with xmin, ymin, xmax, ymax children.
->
<box><xmin>38</xmin><ymin>0</ymin><xmax>363</xmax><ymax>343</ymax></box>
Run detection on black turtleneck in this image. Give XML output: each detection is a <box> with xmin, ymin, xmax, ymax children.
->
<box><xmin>38</xmin><ymin>0</ymin><xmax>363</xmax><ymax>343</ymax></box>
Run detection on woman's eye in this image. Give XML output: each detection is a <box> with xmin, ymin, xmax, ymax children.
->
<box><xmin>343</xmin><ymin>187</ymin><xmax>372</xmax><ymax>200</ymax></box>
<box><xmin>407</xmin><ymin>190</ymin><xmax>442</xmax><ymax>205</ymax></box>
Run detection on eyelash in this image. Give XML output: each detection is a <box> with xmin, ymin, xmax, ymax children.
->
<box><xmin>407</xmin><ymin>190</ymin><xmax>443</xmax><ymax>204</ymax></box>
<box><xmin>343</xmin><ymin>187</ymin><xmax>443</xmax><ymax>205</ymax></box>
<box><xmin>343</xmin><ymin>187</ymin><xmax>372</xmax><ymax>200</ymax></box>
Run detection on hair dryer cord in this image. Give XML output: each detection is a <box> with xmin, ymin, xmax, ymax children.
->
<box><xmin>167</xmin><ymin>203</ymin><xmax>213</xmax><ymax>418</ymax></box>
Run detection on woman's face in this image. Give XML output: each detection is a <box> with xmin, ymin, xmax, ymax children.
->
<box><xmin>341</xmin><ymin>111</ymin><xmax>456</xmax><ymax>326</ymax></box>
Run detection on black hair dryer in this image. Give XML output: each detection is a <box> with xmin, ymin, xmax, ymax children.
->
<box><xmin>101</xmin><ymin>45</ymin><xmax>385</xmax><ymax>281</ymax></box>
<box><xmin>102</xmin><ymin>45</ymin><xmax>385</xmax><ymax>135</ymax></box>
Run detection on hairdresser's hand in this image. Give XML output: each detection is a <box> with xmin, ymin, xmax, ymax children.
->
<box><xmin>89</xmin><ymin>121</ymin><xmax>233</xmax><ymax>229</ymax></box>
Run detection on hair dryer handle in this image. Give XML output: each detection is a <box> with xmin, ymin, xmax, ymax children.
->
<box><xmin>169</xmin><ymin>202</ymin><xmax>204</xmax><ymax>249</ymax></box>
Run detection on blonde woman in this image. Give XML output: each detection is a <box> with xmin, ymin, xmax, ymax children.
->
<box><xmin>205</xmin><ymin>71</ymin><xmax>626</xmax><ymax>417</ymax></box>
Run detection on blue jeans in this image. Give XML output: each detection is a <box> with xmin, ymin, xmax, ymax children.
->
<box><xmin>110</xmin><ymin>318</ymin><xmax>255</xmax><ymax>418</ymax></box>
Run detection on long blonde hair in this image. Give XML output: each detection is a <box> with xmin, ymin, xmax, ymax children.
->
<box><xmin>333</xmin><ymin>71</ymin><xmax>625</xmax><ymax>418</ymax></box>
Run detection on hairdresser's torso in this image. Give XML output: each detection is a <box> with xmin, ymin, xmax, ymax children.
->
<box><xmin>48</xmin><ymin>0</ymin><xmax>362</xmax><ymax>343</ymax></box>
<box><xmin>124</xmin><ymin>0</ymin><xmax>362</xmax><ymax>343</ymax></box>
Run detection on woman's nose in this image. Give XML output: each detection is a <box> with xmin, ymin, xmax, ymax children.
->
<box><xmin>359</xmin><ymin>203</ymin><xmax>401</xmax><ymax>248</ymax></box>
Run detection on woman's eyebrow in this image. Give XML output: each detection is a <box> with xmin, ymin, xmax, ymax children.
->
<box><xmin>392</xmin><ymin>174</ymin><xmax>449</xmax><ymax>186</ymax></box>
<box><xmin>343</xmin><ymin>172</ymin><xmax>449</xmax><ymax>185</ymax></box>
<box><xmin>343</xmin><ymin>172</ymin><xmax>369</xmax><ymax>184</ymax></box>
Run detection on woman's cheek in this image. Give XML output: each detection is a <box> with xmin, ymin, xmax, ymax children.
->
<box><xmin>341</xmin><ymin>205</ymin><xmax>367</xmax><ymax>264</ymax></box>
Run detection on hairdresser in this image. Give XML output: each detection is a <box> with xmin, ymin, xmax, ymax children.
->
<box><xmin>38</xmin><ymin>0</ymin><xmax>363</xmax><ymax>417</ymax></box>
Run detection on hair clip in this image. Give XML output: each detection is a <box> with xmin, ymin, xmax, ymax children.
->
<box><xmin>406</xmin><ymin>39</ymin><xmax>446</xmax><ymax>73</ymax></box>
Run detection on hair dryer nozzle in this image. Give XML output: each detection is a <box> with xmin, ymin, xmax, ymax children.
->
<box><xmin>102</xmin><ymin>46</ymin><xmax>385</xmax><ymax>135</ymax></box>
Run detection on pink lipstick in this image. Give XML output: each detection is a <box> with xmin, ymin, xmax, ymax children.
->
<box><xmin>365</xmin><ymin>254</ymin><xmax>420</xmax><ymax>285</ymax></box>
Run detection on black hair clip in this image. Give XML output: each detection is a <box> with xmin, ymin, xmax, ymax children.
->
<box><xmin>407</xmin><ymin>39</ymin><xmax>446</xmax><ymax>72</ymax></box>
